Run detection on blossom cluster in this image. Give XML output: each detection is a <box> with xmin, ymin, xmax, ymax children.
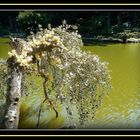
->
<box><xmin>8</xmin><ymin>29</ymin><xmax>65</xmax><ymax>68</ymax></box>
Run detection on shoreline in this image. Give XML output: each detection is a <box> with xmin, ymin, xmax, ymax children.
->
<box><xmin>83</xmin><ymin>37</ymin><xmax>140</xmax><ymax>45</ymax></box>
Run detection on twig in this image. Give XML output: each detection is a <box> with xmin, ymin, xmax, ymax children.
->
<box><xmin>36</xmin><ymin>60</ymin><xmax>58</xmax><ymax>128</ymax></box>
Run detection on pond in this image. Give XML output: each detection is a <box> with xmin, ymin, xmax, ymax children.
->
<box><xmin>1</xmin><ymin>40</ymin><xmax>140</xmax><ymax>128</ymax></box>
<box><xmin>83</xmin><ymin>43</ymin><xmax>140</xmax><ymax>128</ymax></box>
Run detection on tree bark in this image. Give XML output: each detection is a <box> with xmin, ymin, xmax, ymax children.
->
<box><xmin>3</xmin><ymin>57</ymin><xmax>22</xmax><ymax>129</ymax></box>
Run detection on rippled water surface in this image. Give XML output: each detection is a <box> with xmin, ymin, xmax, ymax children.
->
<box><xmin>83</xmin><ymin>43</ymin><xmax>140</xmax><ymax>128</ymax></box>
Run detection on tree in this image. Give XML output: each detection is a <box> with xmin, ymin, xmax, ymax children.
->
<box><xmin>17</xmin><ymin>11</ymin><xmax>45</xmax><ymax>35</ymax></box>
<box><xmin>2</xmin><ymin>24</ymin><xmax>111</xmax><ymax>129</ymax></box>
<box><xmin>0</xmin><ymin>11</ymin><xmax>19</xmax><ymax>36</ymax></box>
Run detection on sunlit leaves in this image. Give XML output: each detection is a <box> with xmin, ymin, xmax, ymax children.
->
<box><xmin>7</xmin><ymin>24</ymin><xmax>111</xmax><ymax>127</ymax></box>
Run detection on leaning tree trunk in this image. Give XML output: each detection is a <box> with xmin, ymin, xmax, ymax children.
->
<box><xmin>3</xmin><ymin>57</ymin><xmax>23</xmax><ymax>128</ymax></box>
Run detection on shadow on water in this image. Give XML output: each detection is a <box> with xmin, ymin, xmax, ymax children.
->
<box><xmin>82</xmin><ymin>37</ymin><xmax>123</xmax><ymax>47</ymax></box>
<box><xmin>83</xmin><ymin>42</ymin><xmax>122</xmax><ymax>47</ymax></box>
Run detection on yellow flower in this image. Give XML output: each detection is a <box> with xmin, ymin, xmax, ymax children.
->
<box><xmin>53</xmin><ymin>36</ymin><xmax>60</xmax><ymax>42</ymax></box>
<box><xmin>35</xmin><ymin>53</ymin><xmax>41</xmax><ymax>60</ymax></box>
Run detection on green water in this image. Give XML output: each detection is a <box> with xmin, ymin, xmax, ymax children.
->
<box><xmin>1</xmin><ymin>41</ymin><xmax>140</xmax><ymax>128</ymax></box>
<box><xmin>0</xmin><ymin>38</ymin><xmax>10</xmax><ymax>59</ymax></box>
<box><xmin>83</xmin><ymin>43</ymin><xmax>140</xmax><ymax>128</ymax></box>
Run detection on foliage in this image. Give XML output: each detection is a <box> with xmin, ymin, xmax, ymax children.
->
<box><xmin>79</xmin><ymin>14</ymin><xmax>112</xmax><ymax>36</ymax></box>
<box><xmin>0</xmin><ymin>59</ymin><xmax>7</xmax><ymax>126</ymax></box>
<box><xmin>17</xmin><ymin>12</ymin><xmax>45</xmax><ymax>35</ymax></box>
<box><xmin>0</xmin><ymin>59</ymin><xmax>7</xmax><ymax>99</ymax></box>
<box><xmin>2</xmin><ymin>11</ymin><xmax>140</xmax><ymax>38</ymax></box>
<box><xmin>7</xmin><ymin>24</ymin><xmax>111</xmax><ymax>128</ymax></box>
